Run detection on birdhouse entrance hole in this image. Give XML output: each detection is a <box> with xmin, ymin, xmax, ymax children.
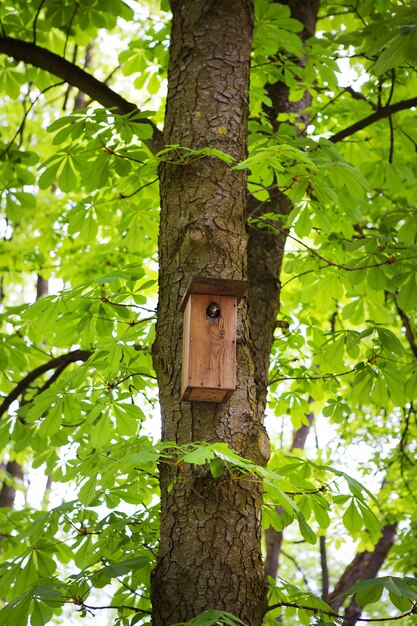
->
<box><xmin>206</xmin><ymin>302</ymin><xmax>221</xmax><ymax>319</ymax></box>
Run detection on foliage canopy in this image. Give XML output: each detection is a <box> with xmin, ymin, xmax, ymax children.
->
<box><xmin>0</xmin><ymin>0</ymin><xmax>417</xmax><ymax>624</ymax></box>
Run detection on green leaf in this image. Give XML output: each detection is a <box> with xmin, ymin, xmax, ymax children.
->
<box><xmin>38</xmin><ymin>403</ymin><xmax>62</xmax><ymax>438</ymax></box>
<box><xmin>78</xmin><ymin>475</ymin><xmax>98</xmax><ymax>506</ymax></box>
<box><xmin>383</xmin><ymin>577</ymin><xmax>417</xmax><ymax>601</ymax></box>
<box><xmin>342</xmin><ymin>500</ymin><xmax>363</xmax><ymax>533</ymax></box>
<box><xmin>371</xmin><ymin>376</ymin><xmax>389</xmax><ymax>406</ymax></box>
<box><xmin>367</xmin><ymin>267</ymin><xmax>387</xmax><ymax>291</ymax></box>
<box><xmin>373</xmin><ymin>34</ymin><xmax>405</xmax><ymax>74</ymax></box>
<box><xmin>293</xmin><ymin>207</ymin><xmax>311</xmax><ymax>238</ymax></box>
<box><xmin>80</xmin><ymin>211</ymin><xmax>99</xmax><ymax>242</ymax></box>
<box><xmin>355</xmin><ymin>581</ymin><xmax>383</xmax><ymax>607</ymax></box>
<box><xmin>209</xmin><ymin>457</ymin><xmax>225</xmax><ymax>478</ymax></box>
<box><xmin>57</xmin><ymin>155</ymin><xmax>77</xmax><ymax>192</ymax></box>
<box><xmin>35</xmin><ymin>551</ymin><xmax>57</xmax><ymax>577</ymax></box>
<box><xmin>297</xmin><ymin>515</ymin><xmax>316</xmax><ymax>544</ymax></box>
<box><xmin>405</xmin><ymin>371</ymin><xmax>417</xmax><ymax>400</ymax></box>
<box><xmin>389</xmin><ymin>592</ymin><xmax>413</xmax><ymax>612</ymax></box>
<box><xmin>397</xmin><ymin>274</ymin><xmax>417</xmax><ymax>311</ymax></box>
<box><xmin>90</xmin><ymin>413</ymin><xmax>113</xmax><ymax>448</ymax></box>
<box><xmin>182</xmin><ymin>446</ymin><xmax>215</xmax><ymax>465</ymax></box>
<box><xmin>17</xmin><ymin>555</ymin><xmax>39</xmax><ymax>592</ymax></box>
<box><xmin>114</xmin><ymin>404</ymin><xmax>139</xmax><ymax>437</ymax></box>
<box><xmin>0</xmin><ymin>593</ymin><xmax>32</xmax><ymax>626</ymax></box>
<box><xmin>377</xmin><ymin>328</ymin><xmax>404</xmax><ymax>356</ymax></box>
<box><xmin>312</xmin><ymin>498</ymin><xmax>330</xmax><ymax>529</ymax></box>
<box><xmin>31</xmin><ymin>600</ymin><xmax>54</xmax><ymax>626</ymax></box>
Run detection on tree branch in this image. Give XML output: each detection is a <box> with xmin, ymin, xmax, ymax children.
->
<box><xmin>0</xmin><ymin>36</ymin><xmax>163</xmax><ymax>154</ymax></box>
<box><xmin>0</xmin><ymin>349</ymin><xmax>92</xmax><ymax>419</ymax></box>
<box><xmin>330</xmin><ymin>97</ymin><xmax>417</xmax><ymax>143</ymax></box>
<box><xmin>394</xmin><ymin>299</ymin><xmax>417</xmax><ymax>359</ymax></box>
<box><xmin>252</xmin><ymin>217</ymin><xmax>417</xmax><ymax>273</ymax></box>
<box><xmin>0</xmin><ymin>81</ymin><xmax>65</xmax><ymax>159</ymax></box>
<box><xmin>80</xmin><ymin>602</ymin><xmax>151</xmax><ymax>615</ymax></box>
<box><xmin>266</xmin><ymin>600</ymin><xmax>416</xmax><ymax>622</ymax></box>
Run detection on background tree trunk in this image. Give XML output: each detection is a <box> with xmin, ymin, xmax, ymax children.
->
<box><xmin>263</xmin><ymin>411</ymin><xmax>315</xmax><ymax>580</ymax></box>
<box><xmin>326</xmin><ymin>522</ymin><xmax>398</xmax><ymax>622</ymax></box>
<box><xmin>247</xmin><ymin>0</ymin><xmax>320</xmax><ymax>583</ymax></box>
<box><xmin>0</xmin><ymin>461</ymin><xmax>23</xmax><ymax>509</ymax></box>
<box><xmin>0</xmin><ymin>276</ymin><xmax>48</xmax><ymax>511</ymax></box>
<box><xmin>151</xmin><ymin>2</ymin><xmax>269</xmax><ymax>624</ymax></box>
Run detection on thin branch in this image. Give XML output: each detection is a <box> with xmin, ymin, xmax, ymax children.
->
<box><xmin>284</xmin><ymin>486</ymin><xmax>327</xmax><ymax>496</ymax></box>
<box><xmin>344</xmin><ymin>86</ymin><xmax>377</xmax><ymax>109</ymax></box>
<box><xmin>320</xmin><ymin>535</ymin><xmax>329</xmax><ymax>600</ymax></box>
<box><xmin>121</xmin><ymin>177</ymin><xmax>159</xmax><ymax>199</ymax></box>
<box><xmin>114</xmin><ymin>371</ymin><xmax>157</xmax><ymax>385</ymax></box>
<box><xmin>80</xmin><ymin>602</ymin><xmax>151</xmax><ymax>615</ymax></box>
<box><xmin>252</xmin><ymin>218</ymin><xmax>417</xmax><ymax>273</ymax></box>
<box><xmin>32</xmin><ymin>0</ymin><xmax>47</xmax><ymax>45</ymax></box>
<box><xmin>386</xmin><ymin>71</ymin><xmax>395</xmax><ymax>108</ymax></box>
<box><xmin>0</xmin><ymin>36</ymin><xmax>163</xmax><ymax>154</ymax></box>
<box><xmin>0</xmin><ymin>349</ymin><xmax>92</xmax><ymax>419</ymax></box>
<box><xmin>266</xmin><ymin>601</ymin><xmax>416</xmax><ymax>622</ymax></box>
<box><xmin>398</xmin><ymin>405</ymin><xmax>417</xmax><ymax>506</ymax></box>
<box><xmin>310</xmin><ymin>87</ymin><xmax>376</xmax><ymax>126</ymax></box>
<box><xmin>0</xmin><ymin>81</ymin><xmax>66</xmax><ymax>159</ymax></box>
<box><xmin>281</xmin><ymin>549</ymin><xmax>312</xmax><ymax>591</ymax></box>
<box><xmin>388</xmin><ymin>113</ymin><xmax>394</xmax><ymax>164</ymax></box>
<box><xmin>377</xmin><ymin>81</ymin><xmax>382</xmax><ymax>110</ymax></box>
<box><xmin>330</xmin><ymin>97</ymin><xmax>417</xmax><ymax>143</ymax></box>
<box><xmin>394</xmin><ymin>298</ymin><xmax>417</xmax><ymax>358</ymax></box>
<box><xmin>116</xmin><ymin>577</ymin><xmax>145</xmax><ymax>598</ymax></box>
<box><xmin>62</xmin><ymin>45</ymin><xmax>78</xmax><ymax>112</ymax></box>
<box><xmin>63</xmin><ymin>4</ymin><xmax>78</xmax><ymax>59</ymax></box>
<box><xmin>268</xmin><ymin>367</ymin><xmax>356</xmax><ymax>386</ymax></box>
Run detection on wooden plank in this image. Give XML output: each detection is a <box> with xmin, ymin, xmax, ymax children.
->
<box><xmin>179</xmin><ymin>276</ymin><xmax>247</xmax><ymax>312</ymax></box>
<box><xmin>181</xmin><ymin>293</ymin><xmax>237</xmax><ymax>402</ymax></box>
<box><xmin>181</xmin><ymin>297</ymin><xmax>192</xmax><ymax>400</ymax></box>
<box><xmin>185</xmin><ymin>388</ymin><xmax>230</xmax><ymax>403</ymax></box>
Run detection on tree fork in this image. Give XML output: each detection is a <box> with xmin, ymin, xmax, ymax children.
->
<box><xmin>151</xmin><ymin>1</ymin><xmax>268</xmax><ymax>624</ymax></box>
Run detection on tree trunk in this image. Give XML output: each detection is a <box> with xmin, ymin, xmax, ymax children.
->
<box><xmin>247</xmin><ymin>190</ymin><xmax>291</xmax><ymax>415</ymax></box>
<box><xmin>151</xmin><ymin>2</ymin><xmax>268</xmax><ymax>624</ymax></box>
<box><xmin>0</xmin><ymin>461</ymin><xmax>23</xmax><ymax>509</ymax></box>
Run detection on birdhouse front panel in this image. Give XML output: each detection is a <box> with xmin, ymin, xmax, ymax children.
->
<box><xmin>181</xmin><ymin>293</ymin><xmax>237</xmax><ymax>402</ymax></box>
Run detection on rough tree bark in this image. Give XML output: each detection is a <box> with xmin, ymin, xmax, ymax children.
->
<box><xmin>151</xmin><ymin>2</ymin><xmax>269</xmax><ymax>624</ymax></box>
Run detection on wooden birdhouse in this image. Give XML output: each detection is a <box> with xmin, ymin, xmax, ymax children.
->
<box><xmin>180</xmin><ymin>276</ymin><xmax>247</xmax><ymax>403</ymax></box>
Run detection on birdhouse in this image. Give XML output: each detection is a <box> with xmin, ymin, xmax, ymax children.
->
<box><xmin>180</xmin><ymin>276</ymin><xmax>247</xmax><ymax>403</ymax></box>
